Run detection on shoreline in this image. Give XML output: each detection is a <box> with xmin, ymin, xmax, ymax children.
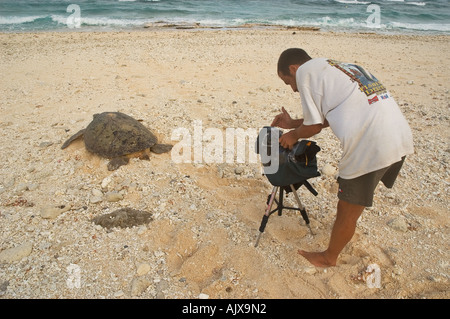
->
<box><xmin>1</xmin><ymin>27</ymin><xmax>449</xmax><ymax>47</ymax></box>
<box><xmin>1</xmin><ymin>21</ymin><xmax>450</xmax><ymax>37</ymax></box>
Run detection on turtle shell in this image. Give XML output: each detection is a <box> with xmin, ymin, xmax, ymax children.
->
<box><xmin>84</xmin><ymin>112</ymin><xmax>158</xmax><ymax>158</ymax></box>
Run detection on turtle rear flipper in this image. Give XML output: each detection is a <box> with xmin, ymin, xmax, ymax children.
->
<box><xmin>150</xmin><ymin>144</ymin><xmax>173</xmax><ymax>154</ymax></box>
<box><xmin>61</xmin><ymin>129</ymin><xmax>86</xmax><ymax>149</ymax></box>
<box><xmin>107</xmin><ymin>156</ymin><xmax>130</xmax><ymax>171</ymax></box>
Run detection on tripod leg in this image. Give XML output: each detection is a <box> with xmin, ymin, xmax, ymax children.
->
<box><xmin>290</xmin><ymin>184</ymin><xmax>314</xmax><ymax>235</ymax></box>
<box><xmin>255</xmin><ymin>186</ymin><xmax>278</xmax><ymax>247</ymax></box>
<box><xmin>278</xmin><ymin>187</ymin><xmax>284</xmax><ymax>216</ymax></box>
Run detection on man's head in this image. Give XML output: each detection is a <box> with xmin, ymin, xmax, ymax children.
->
<box><xmin>277</xmin><ymin>48</ymin><xmax>312</xmax><ymax>92</ymax></box>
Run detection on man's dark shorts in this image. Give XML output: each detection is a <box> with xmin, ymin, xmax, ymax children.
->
<box><xmin>337</xmin><ymin>156</ymin><xmax>406</xmax><ymax>207</ymax></box>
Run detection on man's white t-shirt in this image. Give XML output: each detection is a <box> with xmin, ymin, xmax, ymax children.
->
<box><xmin>296</xmin><ymin>58</ymin><xmax>414</xmax><ymax>179</ymax></box>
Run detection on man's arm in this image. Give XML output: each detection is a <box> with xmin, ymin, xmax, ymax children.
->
<box><xmin>271</xmin><ymin>107</ymin><xmax>328</xmax><ymax>130</ymax></box>
<box><xmin>279</xmin><ymin>120</ymin><xmax>328</xmax><ymax>149</ymax></box>
<box><xmin>290</xmin><ymin>119</ymin><xmax>304</xmax><ymax>129</ymax></box>
<box><xmin>271</xmin><ymin>107</ymin><xmax>304</xmax><ymax>129</ymax></box>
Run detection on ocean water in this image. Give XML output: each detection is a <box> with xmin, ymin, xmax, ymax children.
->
<box><xmin>0</xmin><ymin>0</ymin><xmax>449</xmax><ymax>34</ymax></box>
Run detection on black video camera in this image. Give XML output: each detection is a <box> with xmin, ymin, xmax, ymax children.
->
<box><xmin>255</xmin><ymin>126</ymin><xmax>321</xmax><ymax>186</ymax></box>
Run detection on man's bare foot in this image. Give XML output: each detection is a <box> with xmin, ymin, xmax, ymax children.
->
<box><xmin>298</xmin><ymin>250</ymin><xmax>336</xmax><ymax>268</ymax></box>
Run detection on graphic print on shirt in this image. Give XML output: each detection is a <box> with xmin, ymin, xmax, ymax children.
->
<box><xmin>327</xmin><ymin>59</ymin><xmax>387</xmax><ymax>105</ymax></box>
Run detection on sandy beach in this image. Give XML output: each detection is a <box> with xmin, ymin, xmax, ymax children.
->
<box><xmin>0</xmin><ymin>28</ymin><xmax>448</xmax><ymax>299</ymax></box>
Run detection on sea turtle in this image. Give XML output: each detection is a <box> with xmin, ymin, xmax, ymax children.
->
<box><xmin>61</xmin><ymin>111</ymin><xmax>173</xmax><ymax>171</ymax></box>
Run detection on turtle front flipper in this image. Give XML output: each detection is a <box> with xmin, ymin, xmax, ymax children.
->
<box><xmin>61</xmin><ymin>129</ymin><xmax>86</xmax><ymax>149</ymax></box>
<box><xmin>150</xmin><ymin>144</ymin><xmax>173</xmax><ymax>154</ymax></box>
<box><xmin>107</xmin><ymin>156</ymin><xmax>130</xmax><ymax>171</ymax></box>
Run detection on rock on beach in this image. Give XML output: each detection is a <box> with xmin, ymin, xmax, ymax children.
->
<box><xmin>0</xmin><ymin>242</ymin><xmax>33</xmax><ymax>263</ymax></box>
<box><xmin>92</xmin><ymin>208</ymin><xmax>153</xmax><ymax>229</ymax></box>
<box><xmin>40</xmin><ymin>204</ymin><xmax>71</xmax><ymax>219</ymax></box>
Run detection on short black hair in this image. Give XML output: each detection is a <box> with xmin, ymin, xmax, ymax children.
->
<box><xmin>277</xmin><ymin>48</ymin><xmax>312</xmax><ymax>76</ymax></box>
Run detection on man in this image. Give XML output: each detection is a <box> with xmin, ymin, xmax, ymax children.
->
<box><xmin>271</xmin><ymin>48</ymin><xmax>414</xmax><ymax>267</ymax></box>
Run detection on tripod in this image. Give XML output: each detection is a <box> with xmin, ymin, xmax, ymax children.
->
<box><xmin>254</xmin><ymin>180</ymin><xmax>318</xmax><ymax>247</ymax></box>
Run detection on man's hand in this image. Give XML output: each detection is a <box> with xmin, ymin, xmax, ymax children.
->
<box><xmin>279</xmin><ymin>129</ymin><xmax>299</xmax><ymax>150</ymax></box>
<box><xmin>271</xmin><ymin>107</ymin><xmax>293</xmax><ymax>129</ymax></box>
<box><xmin>279</xmin><ymin>123</ymin><xmax>325</xmax><ymax>149</ymax></box>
